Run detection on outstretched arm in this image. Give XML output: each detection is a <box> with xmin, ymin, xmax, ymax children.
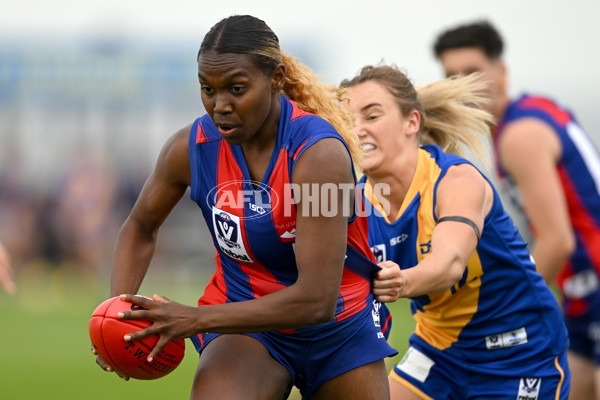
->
<box><xmin>93</xmin><ymin>124</ymin><xmax>191</xmax><ymax>378</ymax></box>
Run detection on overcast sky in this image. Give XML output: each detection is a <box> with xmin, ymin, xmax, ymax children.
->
<box><xmin>2</xmin><ymin>0</ymin><xmax>600</xmax><ymax>141</ymax></box>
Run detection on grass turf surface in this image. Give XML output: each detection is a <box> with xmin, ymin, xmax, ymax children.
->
<box><xmin>0</xmin><ymin>261</ymin><xmax>415</xmax><ymax>399</ymax></box>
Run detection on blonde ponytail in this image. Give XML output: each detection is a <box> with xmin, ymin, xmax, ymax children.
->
<box><xmin>280</xmin><ymin>52</ymin><xmax>362</xmax><ymax>164</ymax></box>
<box><xmin>417</xmin><ymin>74</ymin><xmax>494</xmax><ymax>167</ymax></box>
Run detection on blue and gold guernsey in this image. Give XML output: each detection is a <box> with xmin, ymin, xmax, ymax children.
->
<box><xmin>188</xmin><ymin>94</ymin><xmax>393</xmax><ymax>340</ymax></box>
<box><xmin>363</xmin><ymin>144</ymin><xmax>568</xmax><ymax>376</ymax></box>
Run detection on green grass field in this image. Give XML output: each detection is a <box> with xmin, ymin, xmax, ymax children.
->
<box><xmin>0</xmin><ymin>261</ymin><xmax>415</xmax><ymax>399</ymax></box>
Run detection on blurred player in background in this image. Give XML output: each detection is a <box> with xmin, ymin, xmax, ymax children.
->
<box><xmin>0</xmin><ymin>240</ymin><xmax>16</xmax><ymax>294</ymax></box>
<box><xmin>434</xmin><ymin>20</ymin><xmax>600</xmax><ymax>400</ymax></box>
<box><xmin>93</xmin><ymin>14</ymin><xmax>397</xmax><ymax>400</ymax></box>
<box><xmin>342</xmin><ymin>63</ymin><xmax>570</xmax><ymax>399</ymax></box>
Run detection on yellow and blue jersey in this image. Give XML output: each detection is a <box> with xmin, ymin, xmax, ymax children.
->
<box><xmin>362</xmin><ymin>144</ymin><xmax>568</xmax><ymax>374</ymax></box>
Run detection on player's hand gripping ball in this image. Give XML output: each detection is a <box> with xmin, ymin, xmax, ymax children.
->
<box><xmin>89</xmin><ymin>296</ymin><xmax>185</xmax><ymax>380</ymax></box>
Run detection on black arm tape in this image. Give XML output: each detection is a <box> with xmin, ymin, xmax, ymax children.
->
<box><xmin>437</xmin><ymin>216</ymin><xmax>481</xmax><ymax>240</ymax></box>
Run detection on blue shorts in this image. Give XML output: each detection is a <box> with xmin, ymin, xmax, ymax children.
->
<box><xmin>191</xmin><ymin>300</ymin><xmax>397</xmax><ymax>398</ymax></box>
<box><xmin>564</xmin><ymin>312</ymin><xmax>600</xmax><ymax>364</ymax></box>
<box><xmin>391</xmin><ymin>340</ymin><xmax>570</xmax><ymax>400</ymax></box>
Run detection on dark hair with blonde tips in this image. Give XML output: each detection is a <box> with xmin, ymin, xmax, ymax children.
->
<box><xmin>340</xmin><ymin>63</ymin><xmax>494</xmax><ymax>167</ymax></box>
<box><xmin>198</xmin><ymin>15</ymin><xmax>360</xmax><ymax>163</ymax></box>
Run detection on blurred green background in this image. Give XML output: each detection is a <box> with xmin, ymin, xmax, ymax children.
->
<box><xmin>0</xmin><ymin>263</ymin><xmax>415</xmax><ymax>400</ymax></box>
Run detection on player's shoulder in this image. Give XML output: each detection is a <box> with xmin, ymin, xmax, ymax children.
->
<box><xmin>162</xmin><ymin>122</ymin><xmax>194</xmax><ymax>156</ymax></box>
<box><xmin>506</xmin><ymin>93</ymin><xmax>572</xmax><ymax>127</ymax></box>
<box><xmin>500</xmin><ymin>117</ymin><xmax>557</xmax><ymax>151</ymax></box>
<box><xmin>498</xmin><ymin>117</ymin><xmax>562</xmax><ymax>172</ymax></box>
<box><xmin>421</xmin><ymin>144</ymin><xmax>471</xmax><ymax>171</ymax></box>
<box><xmin>282</xmin><ymin>97</ymin><xmax>334</xmax><ymax>132</ymax></box>
<box><xmin>193</xmin><ymin>114</ymin><xmax>222</xmax><ymax>144</ymax></box>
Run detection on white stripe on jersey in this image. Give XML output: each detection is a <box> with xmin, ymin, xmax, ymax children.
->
<box><xmin>566</xmin><ymin>121</ymin><xmax>600</xmax><ymax>195</ymax></box>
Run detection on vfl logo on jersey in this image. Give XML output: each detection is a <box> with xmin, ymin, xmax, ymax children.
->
<box><xmin>212</xmin><ymin>206</ymin><xmax>253</xmax><ymax>263</ymax></box>
<box><xmin>485</xmin><ymin>327</ymin><xmax>528</xmax><ymax>349</ymax></box>
<box><xmin>517</xmin><ymin>377</ymin><xmax>541</xmax><ymax>400</ymax></box>
<box><xmin>371</xmin><ymin>244</ymin><xmax>386</xmax><ymax>263</ymax></box>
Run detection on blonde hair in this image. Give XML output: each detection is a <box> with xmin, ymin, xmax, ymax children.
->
<box><xmin>340</xmin><ymin>64</ymin><xmax>494</xmax><ymax>167</ymax></box>
<box><xmin>280</xmin><ymin>52</ymin><xmax>360</xmax><ymax>163</ymax></box>
<box><xmin>199</xmin><ymin>15</ymin><xmax>360</xmax><ymax>163</ymax></box>
<box><xmin>417</xmin><ymin>74</ymin><xmax>493</xmax><ymax>165</ymax></box>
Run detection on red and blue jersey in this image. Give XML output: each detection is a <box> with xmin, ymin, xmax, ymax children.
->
<box><xmin>495</xmin><ymin>94</ymin><xmax>600</xmax><ymax>318</ymax></box>
<box><xmin>188</xmin><ymin>94</ymin><xmax>386</xmax><ymax>334</ymax></box>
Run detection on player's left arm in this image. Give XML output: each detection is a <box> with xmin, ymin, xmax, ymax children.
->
<box><xmin>499</xmin><ymin>118</ymin><xmax>575</xmax><ymax>283</ymax></box>
<box><xmin>375</xmin><ymin>164</ymin><xmax>491</xmax><ymax>299</ymax></box>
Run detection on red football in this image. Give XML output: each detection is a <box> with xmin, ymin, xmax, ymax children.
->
<box><xmin>89</xmin><ymin>296</ymin><xmax>185</xmax><ymax>380</ymax></box>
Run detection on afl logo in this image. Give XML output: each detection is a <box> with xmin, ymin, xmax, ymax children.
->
<box><xmin>206</xmin><ymin>180</ymin><xmax>278</xmax><ymax>220</ymax></box>
<box><xmin>219</xmin><ymin>212</ymin><xmax>230</xmax><ymax>221</ymax></box>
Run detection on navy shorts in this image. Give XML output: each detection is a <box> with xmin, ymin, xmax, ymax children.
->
<box><xmin>564</xmin><ymin>312</ymin><xmax>600</xmax><ymax>364</ymax></box>
<box><xmin>191</xmin><ymin>300</ymin><xmax>397</xmax><ymax>398</ymax></box>
<box><xmin>391</xmin><ymin>339</ymin><xmax>570</xmax><ymax>400</ymax></box>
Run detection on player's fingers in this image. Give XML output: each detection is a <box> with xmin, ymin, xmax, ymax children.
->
<box><xmin>373</xmin><ymin>274</ymin><xmax>399</xmax><ymax>289</ymax></box>
<box><xmin>374</xmin><ymin>293</ymin><xmax>397</xmax><ymax>303</ymax></box>
<box><xmin>96</xmin><ymin>354</ymin><xmax>129</xmax><ymax>381</ymax></box>
<box><xmin>378</xmin><ymin>260</ymin><xmax>398</xmax><ymax>269</ymax></box>
<box><xmin>373</xmin><ymin>287</ymin><xmax>395</xmax><ymax>297</ymax></box>
<box><xmin>114</xmin><ymin>369</ymin><xmax>130</xmax><ymax>381</ymax></box>
<box><xmin>374</xmin><ymin>267</ymin><xmax>403</xmax><ymax>288</ymax></box>
<box><xmin>373</xmin><ymin>286</ymin><xmax>401</xmax><ymax>302</ymax></box>
<box><xmin>123</xmin><ymin>326</ymin><xmax>153</xmax><ymax>342</ymax></box>
<box><xmin>118</xmin><ymin>308</ymin><xmax>152</xmax><ymax>321</ymax></box>
<box><xmin>376</xmin><ymin>263</ymin><xmax>401</xmax><ymax>278</ymax></box>
<box><xmin>373</xmin><ymin>274</ymin><xmax>393</xmax><ymax>288</ymax></box>
<box><xmin>95</xmin><ymin>354</ymin><xmax>113</xmax><ymax>372</ymax></box>
<box><xmin>120</xmin><ymin>293</ymin><xmax>153</xmax><ymax>308</ymax></box>
<box><xmin>152</xmin><ymin>293</ymin><xmax>170</xmax><ymax>303</ymax></box>
<box><xmin>147</xmin><ymin>337</ymin><xmax>170</xmax><ymax>363</ymax></box>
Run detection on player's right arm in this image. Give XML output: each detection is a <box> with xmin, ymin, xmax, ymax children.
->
<box><xmin>94</xmin><ymin>124</ymin><xmax>191</xmax><ymax>378</ymax></box>
<box><xmin>117</xmin><ymin>136</ymin><xmax>356</xmax><ymax>363</ymax></box>
<box><xmin>109</xmin><ymin>125</ymin><xmax>192</xmax><ymax>297</ymax></box>
<box><xmin>498</xmin><ymin>117</ymin><xmax>575</xmax><ymax>284</ymax></box>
